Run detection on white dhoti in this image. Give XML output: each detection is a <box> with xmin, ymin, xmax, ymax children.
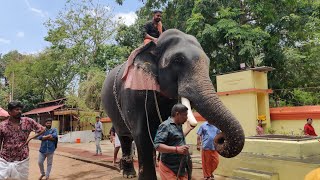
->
<box><xmin>0</xmin><ymin>157</ymin><xmax>29</xmax><ymax>180</ymax></box>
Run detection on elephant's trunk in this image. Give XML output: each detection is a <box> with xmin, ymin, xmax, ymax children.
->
<box><xmin>179</xmin><ymin>76</ymin><xmax>245</xmax><ymax>158</ymax></box>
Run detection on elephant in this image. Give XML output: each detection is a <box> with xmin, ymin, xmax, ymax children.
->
<box><xmin>101</xmin><ymin>29</ymin><xmax>245</xmax><ymax>180</ymax></box>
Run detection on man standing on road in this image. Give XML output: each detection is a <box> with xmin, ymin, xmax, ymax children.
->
<box><xmin>143</xmin><ymin>10</ymin><xmax>166</xmax><ymax>45</ymax></box>
<box><xmin>154</xmin><ymin>104</ymin><xmax>192</xmax><ymax>180</ymax></box>
<box><xmin>38</xmin><ymin>118</ymin><xmax>57</xmax><ymax>180</ymax></box>
<box><xmin>197</xmin><ymin>122</ymin><xmax>221</xmax><ymax>180</ymax></box>
<box><xmin>93</xmin><ymin>116</ymin><xmax>103</xmax><ymax>156</ymax></box>
<box><xmin>0</xmin><ymin>101</ymin><xmax>45</xmax><ymax>180</ymax></box>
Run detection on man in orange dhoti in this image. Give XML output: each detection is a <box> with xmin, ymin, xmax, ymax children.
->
<box><xmin>197</xmin><ymin>122</ymin><xmax>221</xmax><ymax>180</ymax></box>
<box><xmin>143</xmin><ymin>10</ymin><xmax>166</xmax><ymax>45</ymax></box>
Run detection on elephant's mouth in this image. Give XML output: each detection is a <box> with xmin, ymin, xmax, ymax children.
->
<box><xmin>181</xmin><ymin>96</ymin><xmax>227</xmax><ymax>150</ymax></box>
<box><xmin>181</xmin><ymin>97</ymin><xmax>198</xmax><ymax>127</ymax></box>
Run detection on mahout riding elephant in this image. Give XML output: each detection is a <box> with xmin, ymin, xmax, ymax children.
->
<box><xmin>101</xmin><ymin>29</ymin><xmax>245</xmax><ymax>180</ymax></box>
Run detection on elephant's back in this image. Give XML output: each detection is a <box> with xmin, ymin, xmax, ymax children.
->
<box><xmin>101</xmin><ymin>63</ymin><xmax>126</xmax><ymax>117</ymax></box>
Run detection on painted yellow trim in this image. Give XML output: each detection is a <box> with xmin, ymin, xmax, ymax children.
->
<box><xmin>217</xmin><ymin>88</ymin><xmax>273</xmax><ymax>96</ymax></box>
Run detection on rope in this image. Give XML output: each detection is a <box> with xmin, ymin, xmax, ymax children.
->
<box><xmin>153</xmin><ymin>90</ymin><xmax>163</xmax><ymax>123</ymax></box>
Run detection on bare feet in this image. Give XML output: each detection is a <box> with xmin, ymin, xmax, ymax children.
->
<box><xmin>38</xmin><ymin>175</ymin><xmax>45</xmax><ymax>180</ymax></box>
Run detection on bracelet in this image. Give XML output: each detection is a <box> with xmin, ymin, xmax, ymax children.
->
<box><xmin>175</xmin><ymin>146</ymin><xmax>178</xmax><ymax>154</ymax></box>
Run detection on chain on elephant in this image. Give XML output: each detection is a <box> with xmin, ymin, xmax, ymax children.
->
<box><xmin>119</xmin><ymin>155</ymin><xmax>136</xmax><ymax>178</ymax></box>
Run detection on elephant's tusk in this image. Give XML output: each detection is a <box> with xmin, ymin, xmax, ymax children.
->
<box><xmin>181</xmin><ymin>97</ymin><xmax>198</xmax><ymax>127</ymax></box>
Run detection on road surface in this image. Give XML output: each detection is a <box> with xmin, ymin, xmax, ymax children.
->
<box><xmin>29</xmin><ymin>148</ymin><xmax>124</xmax><ymax>180</ymax></box>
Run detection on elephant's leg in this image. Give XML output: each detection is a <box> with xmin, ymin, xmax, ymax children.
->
<box><xmin>134</xmin><ymin>134</ymin><xmax>157</xmax><ymax>180</ymax></box>
<box><xmin>118</xmin><ymin>135</ymin><xmax>136</xmax><ymax>178</ymax></box>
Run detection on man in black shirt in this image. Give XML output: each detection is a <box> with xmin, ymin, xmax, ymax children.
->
<box><xmin>143</xmin><ymin>10</ymin><xmax>166</xmax><ymax>44</ymax></box>
<box><xmin>154</xmin><ymin>104</ymin><xmax>191</xmax><ymax>179</ymax></box>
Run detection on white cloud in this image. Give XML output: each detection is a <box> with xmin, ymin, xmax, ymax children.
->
<box><xmin>16</xmin><ymin>31</ymin><xmax>25</xmax><ymax>38</ymax></box>
<box><xmin>0</xmin><ymin>38</ymin><xmax>11</xmax><ymax>44</ymax></box>
<box><xmin>115</xmin><ymin>12</ymin><xmax>137</xmax><ymax>26</ymax></box>
<box><xmin>104</xmin><ymin>6</ymin><xmax>111</xmax><ymax>11</ymax></box>
<box><xmin>24</xmin><ymin>0</ymin><xmax>48</xmax><ymax>18</ymax></box>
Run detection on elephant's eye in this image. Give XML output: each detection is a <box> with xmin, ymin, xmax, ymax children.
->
<box><xmin>173</xmin><ymin>55</ymin><xmax>185</xmax><ymax>63</ymax></box>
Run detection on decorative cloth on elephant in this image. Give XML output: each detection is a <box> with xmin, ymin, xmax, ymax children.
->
<box><xmin>122</xmin><ymin>44</ymin><xmax>160</xmax><ymax>91</ymax></box>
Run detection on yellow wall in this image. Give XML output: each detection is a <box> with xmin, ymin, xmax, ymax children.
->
<box><xmin>271</xmin><ymin>119</ymin><xmax>320</xmax><ymax>135</ymax></box>
<box><xmin>253</xmin><ymin>71</ymin><xmax>268</xmax><ymax>89</ymax></box>
<box><xmin>216</xmin><ymin>70</ymin><xmax>269</xmax><ymax>91</ymax></box>
<box><xmin>217</xmin><ymin>70</ymin><xmax>254</xmax><ymax>92</ymax></box>
<box><xmin>220</xmin><ymin>93</ymin><xmax>258</xmax><ymax>136</ymax></box>
<box><xmin>257</xmin><ymin>93</ymin><xmax>271</xmax><ymax>129</ymax></box>
<box><xmin>216</xmin><ymin>70</ymin><xmax>271</xmax><ymax>136</ymax></box>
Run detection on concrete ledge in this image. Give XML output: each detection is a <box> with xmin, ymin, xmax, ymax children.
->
<box><xmin>216</xmin><ymin>152</ymin><xmax>319</xmax><ymax>180</ymax></box>
<box><xmin>233</xmin><ymin>168</ymin><xmax>279</xmax><ymax>180</ymax></box>
<box><xmin>243</xmin><ymin>138</ymin><xmax>320</xmax><ymax>159</ymax></box>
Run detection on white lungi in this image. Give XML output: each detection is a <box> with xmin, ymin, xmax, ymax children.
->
<box><xmin>0</xmin><ymin>157</ymin><xmax>29</xmax><ymax>180</ymax></box>
<box><xmin>115</xmin><ymin>133</ymin><xmax>121</xmax><ymax>148</ymax></box>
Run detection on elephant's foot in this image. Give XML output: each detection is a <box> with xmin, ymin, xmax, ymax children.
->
<box><xmin>120</xmin><ymin>156</ymin><xmax>136</xmax><ymax>178</ymax></box>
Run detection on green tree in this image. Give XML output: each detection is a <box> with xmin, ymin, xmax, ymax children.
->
<box><xmin>31</xmin><ymin>47</ymin><xmax>78</xmax><ymax>100</ymax></box>
<box><xmin>4</xmin><ymin>52</ymin><xmax>45</xmax><ymax>111</ymax></box>
<box><xmin>78</xmin><ymin>68</ymin><xmax>105</xmax><ymax>110</ymax></box>
<box><xmin>0</xmin><ymin>86</ymin><xmax>10</xmax><ymax>108</ymax></box>
<box><xmin>117</xmin><ymin>0</ymin><xmax>320</xmax><ymax>105</ymax></box>
<box><xmin>94</xmin><ymin>44</ymin><xmax>131</xmax><ymax>71</ymax></box>
<box><xmin>4</xmin><ymin>48</ymin><xmax>77</xmax><ymax>110</ymax></box>
<box><xmin>45</xmin><ymin>0</ymin><xmax>120</xmax><ymax>80</ymax></box>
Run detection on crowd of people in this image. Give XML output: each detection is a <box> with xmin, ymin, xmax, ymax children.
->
<box><xmin>0</xmin><ymin>100</ymin><xmax>222</xmax><ymax>180</ymax></box>
<box><xmin>1</xmin><ymin>10</ymin><xmax>319</xmax><ymax>180</ymax></box>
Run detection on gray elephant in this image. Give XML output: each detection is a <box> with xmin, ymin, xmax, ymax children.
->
<box><xmin>101</xmin><ymin>29</ymin><xmax>245</xmax><ymax>180</ymax></box>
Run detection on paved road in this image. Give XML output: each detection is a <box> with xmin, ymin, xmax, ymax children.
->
<box><xmin>28</xmin><ymin>142</ymin><xmax>227</xmax><ymax>180</ymax></box>
<box><xmin>29</xmin><ymin>149</ymin><xmax>122</xmax><ymax>180</ymax></box>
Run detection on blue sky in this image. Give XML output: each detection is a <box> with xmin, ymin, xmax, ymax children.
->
<box><xmin>0</xmin><ymin>0</ymin><xmax>143</xmax><ymax>55</ymax></box>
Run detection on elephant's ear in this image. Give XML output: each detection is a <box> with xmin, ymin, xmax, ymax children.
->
<box><xmin>147</xmin><ymin>41</ymin><xmax>157</xmax><ymax>56</ymax></box>
<box><xmin>139</xmin><ymin>41</ymin><xmax>157</xmax><ymax>54</ymax></box>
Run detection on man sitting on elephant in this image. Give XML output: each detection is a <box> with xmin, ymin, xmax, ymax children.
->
<box><xmin>121</xmin><ymin>10</ymin><xmax>166</xmax><ymax>94</ymax></box>
<box><xmin>154</xmin><ymin>104</ymin><xmax>192</xmax><ymax>180</ymax></box>
<box><xmin>143</xmin><ymin>10</ymin><xmax>166</xmax><ymax>45</ymax></box>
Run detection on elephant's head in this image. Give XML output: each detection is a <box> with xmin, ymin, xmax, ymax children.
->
<box><xmin>154</xmin><ymin>29</ymin><xmax>245</xmax><ymax>158</ymax></box>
